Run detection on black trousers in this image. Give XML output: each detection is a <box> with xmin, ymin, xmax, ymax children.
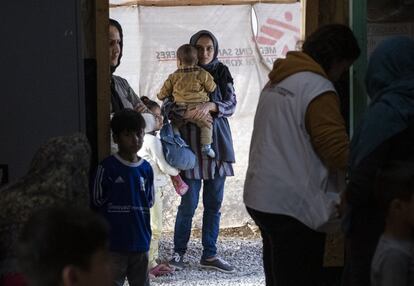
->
<box><xmin>247</xmin><ymin>207</ymin><xmax>326</xmax><ymax>286</ymax></box>
<box><xmin>341</xmin><ymin>208</ymin><xmax>384</xmax><ymax>286</ymax></box>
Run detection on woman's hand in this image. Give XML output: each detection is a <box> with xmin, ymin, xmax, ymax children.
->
<box><xmin>336</xmin><ymin>191</ymin><xmax>347</xmax><ymax>218</ymax></box>
<box><xmin>183</xmin><ymin>102</ymin><xmax>216</xmax><ymax>128</ymax></box>
<box><xmin>134</xmin><ymin>102</ymin><xmax>148</xmax><ymax>113</ymax></box>
<box><xmin>185</xmin><ymin>102</ymin><xmax>217</xmax><ymax>120</ymax></box>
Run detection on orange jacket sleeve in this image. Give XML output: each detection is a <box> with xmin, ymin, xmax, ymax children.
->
<box><xmin>305</xmin><ymin>91</ymin><xmax>349</xmax><ymax>170</ymax></box>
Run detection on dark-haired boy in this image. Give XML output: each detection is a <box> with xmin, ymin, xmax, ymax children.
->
<box><xmin>371</xmin><ymin>162</ymin><xmax>414</xmax><ymax>286</ymax></box>
<box><xmin>17</xmin><ymin>206</ymin><xmax>111</xmax><ymax>286</ymax></box>
<box><xmin>157</xmin><ymin>44</ymin><xmax>217</xmax><ymax>158</ymax></box>
<box><xmin>92</xmin><ymin>109</ymin><xmax>154</xmax><ymax>286</ymax></box>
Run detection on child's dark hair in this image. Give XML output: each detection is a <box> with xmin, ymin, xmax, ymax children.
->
<box><xmin>17</xmin><ymin>206</ymin><xmax>109</xmax><ymax>286</ymax></box>
<box><xmin>111</xmin><ymin>108</ymin><xmax>146</xmax><ymax>135</ymax></box>
<box><xmin>177</xmin><ymin>44</ymin><xmax>198</xmax><ymax>66</ymax></box>
<box><xmin>141</xmin><ymin>96</ymin><xmax>160</xmax><ymax>112</ymax></box>
<box><xmin>375</xmin><ymin>161</ymin><xmax>414</xmax><ymax>215</ymax></box>
<box><xmin>302</xmin><ymin>24</ymin><xmax>360</xmax><ymax>74</ymax></box>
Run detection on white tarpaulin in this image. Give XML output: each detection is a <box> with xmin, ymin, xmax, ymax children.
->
<box><xmin>254</xmin><ymin>3</ymin><xmax>302</xmax><ymax>69</ymax></box>
<box><xmin>110</xmin><ymin>3</ymin><xmax>302</xmax><ymax>230</ymax></box>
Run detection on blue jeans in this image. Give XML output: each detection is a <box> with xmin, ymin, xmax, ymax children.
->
<box><xmin>173</xmin><ymin>175</ymin><xmax>226</xmax><ymax>259</ymax></box>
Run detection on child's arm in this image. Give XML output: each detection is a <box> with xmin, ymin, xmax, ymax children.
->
<box><xmin>157</xmin><ymin>76</ymin><xmax>173</xmax><ymax>101</ymax></box>
<box><xmin>120</xmin><ymin>78</ymin><xmax>148</xmax><ymax>112</ymax></box>
<box><xmin>201</xmin><ymin>71</ymin><xmax>217</xmax><ymax>93</ymax></box>
<box><xmin>148</xmin><ymin>136</ymin><xmax>179</xmax><ymax>176</ymax></box>
<box><xmin>91</xmin><ymin>164</ymin><xmax>110</xmax><ymax>209</ymax></box>
<box><xmin>208</xmin><ymin>65</ymin><xmax>236</xmax><ymax>119</ymax></box>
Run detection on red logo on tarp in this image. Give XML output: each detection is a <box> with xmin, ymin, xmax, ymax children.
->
<box><xmin>255</xmin><ymin>11</ymin><xmax>300</xmax><ymax>57</ymax></box>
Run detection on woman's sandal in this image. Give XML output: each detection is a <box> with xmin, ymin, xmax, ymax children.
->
<box><xmin>149</xmin><ymin>263</ymin><xmax>174</xmax><ymax>277</ymax></box>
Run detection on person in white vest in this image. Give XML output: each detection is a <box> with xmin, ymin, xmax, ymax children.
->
<box><xmin>243</xmin><ymin>24</ymin><xmax>360</xmax><ymax>286</ymax></box>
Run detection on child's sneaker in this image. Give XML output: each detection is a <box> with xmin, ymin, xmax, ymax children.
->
<box><xmin>171</xmin><ymin>175</ymin><xmax>189</xmax><ymax>196</ymax></box>
<box><xmin>201</xmin><ymin>144</ymin><xmax>215</xmax><ymax>158</ymax></box>
<box><xmin>168</xmin><ymin>252</ymin><xmax>188</xmax><ymax>271</ymax></box>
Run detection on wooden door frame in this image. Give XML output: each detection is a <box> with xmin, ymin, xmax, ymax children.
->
<box><xmin>96</xmin><ymin>0</ymin><xmax>110</xmax><ymax>161</ymax></box>
<box><xmin>350</xmin><ymin>0</ymin><xmax>367</xmax><ymax>134</ymax></box>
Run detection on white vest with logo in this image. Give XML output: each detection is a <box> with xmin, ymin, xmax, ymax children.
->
<box><xmin>244</xmin><ymin>71</ymin><xmax>342</xmax><ymax>231</ymax></box>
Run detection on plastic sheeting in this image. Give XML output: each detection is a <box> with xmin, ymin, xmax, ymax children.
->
<box><xmin>110</xmin><ymin>3</ymin><xmax>301</xmax><ymax>230</ymax></box>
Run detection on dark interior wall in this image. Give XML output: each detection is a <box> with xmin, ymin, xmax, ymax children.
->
<box><xmin>0</xmin><ymin>0</ymin><xmax>85</xmax><ymax>183</ymax></box>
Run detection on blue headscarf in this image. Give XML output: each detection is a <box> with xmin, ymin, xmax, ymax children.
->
<box><xmin>189</xmin><ymin>30</ymin><xmax>233</xmax><ymax>98</ymax></box>
<box><xmin>189</xmin><ymin>30</ymin><xmax>220</xmax><ymax>73</ymax></box>
<box><xmin>350</xmin><ymin>36</ymin><xmax>414</xmax><ymax>167</ymax></box>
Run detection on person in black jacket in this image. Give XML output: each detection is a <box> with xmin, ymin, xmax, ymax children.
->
<box><xmin>342</xmin><ymin>36</ymin><xmax>414</xmax><ymax>286</ymax></box>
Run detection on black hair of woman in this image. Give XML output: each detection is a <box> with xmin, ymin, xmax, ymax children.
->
<box><xmin>109</xmin><ymin>18</ymin><xmax>123</xmax><ymax>72</ymax></box>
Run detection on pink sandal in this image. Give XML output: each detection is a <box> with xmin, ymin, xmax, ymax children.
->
<box><xmin>171</xmin><ymin>175</ymin><xmax>189</xmax><ymax>196</ymax></box>
<box><xmin>149</xmin><ymin>263</ymin><xmax>174</xmax><ymax>277</ymax></box>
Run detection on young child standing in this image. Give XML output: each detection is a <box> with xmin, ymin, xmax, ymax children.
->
<box><xmin>138</xmin><ymin>98</ymin><xmax>188</xmax><ymax>277</ymax></box>
<box><xmin>371</xmin><ymin>161</ymin><xmax>414</xmax><ymax>286</ymax></box>
<box><xmin>92</xmin><ymin>109</ymin><xmax>153</xmax><ymax>286</ymax></box>
<box><xmin>157</xmin><ymin>44</ymin><xmax>217</xmax><ymax>158</ymax></box>
<box><xmin>140</xmin><ymin>96</ymin><xmax>189</xmax><ymax>197</ymax></box>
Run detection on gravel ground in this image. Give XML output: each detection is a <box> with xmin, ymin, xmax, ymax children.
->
<box><xmin>122</xmin><ymin>227</ymin><xmax>344</xmax><ymax>286</ymax></box>
<box><xmin>149</xmin><ymin>229</ymin><xmax>265</xmax><ymax>286</ymax></box>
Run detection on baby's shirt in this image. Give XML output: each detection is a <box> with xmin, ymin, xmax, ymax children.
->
<box><xmin>157</xmin><ymin>66</ymin><xmax>216</xmax><ymax>103</ymax></box>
